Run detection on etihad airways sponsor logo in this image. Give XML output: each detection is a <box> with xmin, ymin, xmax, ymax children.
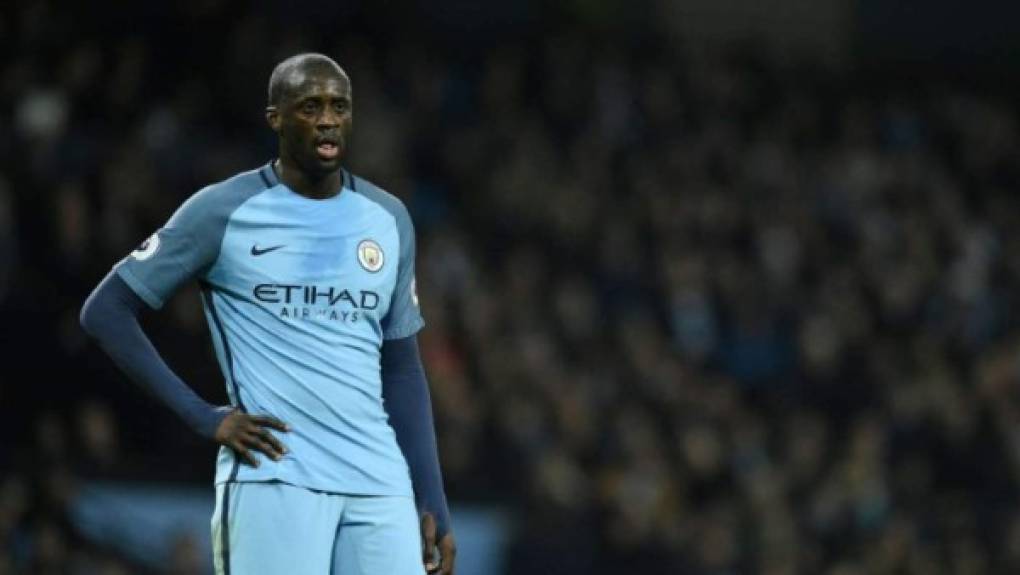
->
<box><xmin>253</xmin><ymin>283</ymin><xmax>380</xmax><ymax>323</ymax></box>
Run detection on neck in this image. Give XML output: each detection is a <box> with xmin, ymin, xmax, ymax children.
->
<box><xmin>274</xmin><ymin>158</ymin><xmax>343</xmax><ymax>200</ymax></box>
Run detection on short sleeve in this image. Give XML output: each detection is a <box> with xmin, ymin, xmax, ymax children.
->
<box><xmin>114</xmin><ymin>188</ymin><xmax>226</xmax><ymax>309</ymax></box>
<box><xmin>382</xmin><ymin>210</ymin><xmax>425</xmax><ymax>340</ymax></box>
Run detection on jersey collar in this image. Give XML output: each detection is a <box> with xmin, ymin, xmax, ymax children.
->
<box><xmin>262</xmin><ymin>161</ymin><xmax>351</xmax><ymax>195</ymax></box>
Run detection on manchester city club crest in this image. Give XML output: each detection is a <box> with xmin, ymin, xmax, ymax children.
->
<box><xmin>131</xmin><ymin>232</ymin><xmax>161</xmax><ymax>261</ymax></box>
<box><xmin>357</xmin><ymin>239</ymin><xmax>384</xmax><ymax>272</ymax></box>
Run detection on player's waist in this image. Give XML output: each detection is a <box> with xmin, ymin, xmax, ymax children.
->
<box><xmin>215</xmin><ymin>435</ymin><xmax>411</xmax><ymax>495</ymax></box>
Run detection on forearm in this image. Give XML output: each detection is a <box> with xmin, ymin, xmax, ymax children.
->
<box><xmin>381</xmin><ymin>336</ymin><xmax>452</xmax><ymax>537</ymax></box>
<box><xmin>80</xmin><ymin>271</ymin><xmax>226</xmax><ymax>438</ymax></box>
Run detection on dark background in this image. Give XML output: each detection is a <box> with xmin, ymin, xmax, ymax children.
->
<box><xmin>2</xmin><ymin>0</ymin><xmax>1020</xmax><ymax>573</ymax></box>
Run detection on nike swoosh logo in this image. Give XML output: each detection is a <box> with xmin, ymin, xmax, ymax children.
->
<box><xmin>251</xmin><ymin>244</ymin><xmax>285</xmax><ymax>256</ymax></box>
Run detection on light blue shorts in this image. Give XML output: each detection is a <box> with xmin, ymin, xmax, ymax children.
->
<box><xmin>211</xmin><ymin>481</ymin><xmax>425</xmax><ymax>575</ymax></box>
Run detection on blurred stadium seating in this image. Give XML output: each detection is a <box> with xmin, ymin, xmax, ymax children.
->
<box><xmin>2</xmin><ymin>1</ymin><xmax>1019</xmax><ymax>573</ymax></box>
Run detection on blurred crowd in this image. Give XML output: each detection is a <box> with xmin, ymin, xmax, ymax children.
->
<box><xmin>3</xmin><ymin>1</ymin><xmax>1020</xmax><ymax>574</ymax></box>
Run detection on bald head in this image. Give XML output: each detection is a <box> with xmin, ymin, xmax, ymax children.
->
<box><xmin>267</xmin><ymin>53</ymin><xmax>349</xmax><ymax>107</ymax></box>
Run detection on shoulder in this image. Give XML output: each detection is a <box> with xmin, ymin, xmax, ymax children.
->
<box><xmin>349</xmin><ymin>173</ymin><xmax>412</xmax><ymax>229</ymax></box>
<box><xmin>168</xmin><ymin>166</ymin><xmax>274</xmax><ymax>230</ymax></box>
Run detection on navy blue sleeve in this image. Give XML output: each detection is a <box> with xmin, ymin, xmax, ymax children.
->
<box><xmin>381</xmin><ymin>336</ymin><xmax>452</xmax><ymax>538</ymax></box>
<box><xmin>80</xmin><ymin>271</ymin><xmax>228</xmax><ymax>438</ymax></box>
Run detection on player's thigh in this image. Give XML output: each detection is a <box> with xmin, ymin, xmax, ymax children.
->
<box><xmin>332</xmin><ymin>495</ymin><xmax>424</xmax><ymax>575</ymax></box>
<box><xmin>211</xmin><ymin>481</ymin><xmax>341</xmax><ymax>575</ymax></box>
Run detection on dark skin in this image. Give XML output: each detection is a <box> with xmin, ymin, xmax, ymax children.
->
<box><xmin>213</xmin><ymin>412</ymin><xmax>289</xmax><ymax>466</ymax></box>
<box><xmin>266</xmin><ymin>58</ymin><xmax>353</xmax><ymax>200</ymax></box>
<box><xmin>214</xmin><ymin>54</ymin><xmax>456</xmax><ymax>574</ymax></box>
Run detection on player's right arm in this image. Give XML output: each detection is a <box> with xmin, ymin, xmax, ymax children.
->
<box><xmin>80</xmin><ymin>186</ymin><xmax>287</xmax><ymax>464</ymax></box>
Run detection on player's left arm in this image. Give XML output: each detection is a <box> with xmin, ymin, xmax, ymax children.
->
<box><xmin>380</xmin><ymin>204</ymin><xmax>455</xmax><ymax>574</ymax></box>
<box><xmin>381</xmin><ymin>336</ymin><xmax>455</xmax><ymax>575</ymax></box>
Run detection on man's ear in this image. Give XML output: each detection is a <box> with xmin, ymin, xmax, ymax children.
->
<box><xmin>265</xmin><ymin>107</ymin><xmax>281</xmax><ymax>132</ymax></box>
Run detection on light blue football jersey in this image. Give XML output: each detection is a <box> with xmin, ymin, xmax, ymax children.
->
<box><xmin>115</xmin><ymin>163</ymin><xmax>423</xmax><ymax>496</ymax></box>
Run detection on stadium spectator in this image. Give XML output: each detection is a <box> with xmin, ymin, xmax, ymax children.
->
<box><xmin>2</xmin><ymin>1</ymin><xmax>1019</xmax><ymax>573</ymax></box>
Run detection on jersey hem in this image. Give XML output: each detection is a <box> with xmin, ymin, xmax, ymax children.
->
<box><xmin>213</xmin><ymin>474</ymin><xmax>414</xmax><ymax>498</ymax></box>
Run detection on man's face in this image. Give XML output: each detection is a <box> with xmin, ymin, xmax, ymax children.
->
<box><xmin>268</xmin><ymin>68</ymin><xmax>352</xmax><ymax>177</ymax></box>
